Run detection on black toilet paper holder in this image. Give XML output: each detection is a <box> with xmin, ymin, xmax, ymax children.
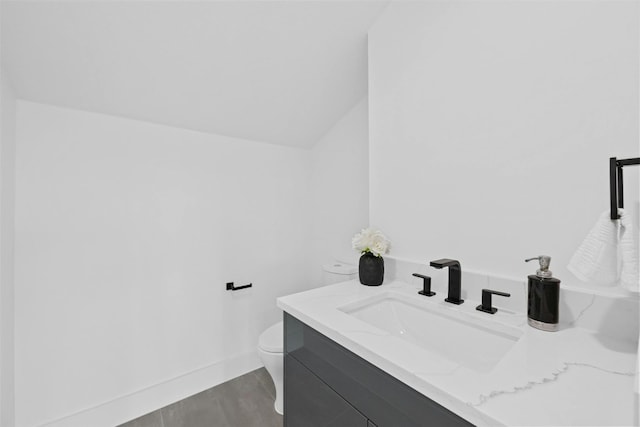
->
<box><xmin>226</xmin><ymin>282</ymin><xmax>253</xmax><ymax>291</ymax></box>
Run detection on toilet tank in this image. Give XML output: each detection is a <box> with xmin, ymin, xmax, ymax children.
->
<box><xmin>322</xmin><ymin>262</ymin><xmax>357</xmax><ymax>285</ymax></box>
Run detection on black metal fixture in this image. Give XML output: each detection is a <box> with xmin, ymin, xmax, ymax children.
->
<box><xmin>413</xmin><ymin>273</ymin><xmax>435</xmax><ymax>297</ymax></box>
<box><xmin>226</xmin><ymin>282</ymin><xmax>252</xmax><ymax>291</ymax></box>
<box><xmin>429</xmin><ymin>258</ymin><xmax>463</xmax><ymax>305</ymax></box>
<box><xmin>476</xmin><ymin>289</ymin><xmax>511</xmax><ymax>314</ymax></box>
<box><xmin>610</xmin><ymin>156</ymin><xmax>640</xmax><ymax>220</ymax></box>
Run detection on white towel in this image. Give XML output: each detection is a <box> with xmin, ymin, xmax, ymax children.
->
<box><xmin>619</xmin><ymin>209</ymin><xmax>639</xmax><ymax>293</ymax></box>
<box><xmin>568</xmin><ymin>210</ymin><xmax>621</xmax><ymax>287</ymax></box>
<box><xmin>635</xmin><ymin>334</ymin><xmax>639</xmax><ymax>394</ymax></box>
<box><xmin>567</xmin><ymin>209</ymin><xmax>639</xmax><ymax>292</ymax></box>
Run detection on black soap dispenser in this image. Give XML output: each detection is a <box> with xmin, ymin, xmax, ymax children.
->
<box><xmin>525</xmin><ymin>255</ymin><xmax>560</xmax><ymax>332</ymax></box>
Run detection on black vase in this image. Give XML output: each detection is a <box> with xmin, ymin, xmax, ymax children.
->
<box><xmin>359</xmin><ymin>253</ymin><xmax>384</xmax><ymax>286</ymax></box>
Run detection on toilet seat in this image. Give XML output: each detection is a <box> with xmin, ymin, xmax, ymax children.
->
<box><xmin>258</xmin><ymin>321</ymin><xmax>283</xmax><ymax>353</ymax></box>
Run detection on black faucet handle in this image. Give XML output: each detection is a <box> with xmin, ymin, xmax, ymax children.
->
<box><xmin>476</xmin><ymin>289</ymin><xmax>511</xmax><ymax>314</ymax></box>
<box><xmin>413</xmin><ymin>273</ymin><xmax>435</xmax><ymax>297</ymax></box>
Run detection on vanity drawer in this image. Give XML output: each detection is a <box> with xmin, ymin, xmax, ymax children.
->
<box><xmin>285</xmin><ymin>354</ymin><xmax>368</xmax><ymax>427</ymax></box>
<box><xmin>284</xmin><ymin>312</ymin><xmax>474</xmax><ymax>427</ymax></box>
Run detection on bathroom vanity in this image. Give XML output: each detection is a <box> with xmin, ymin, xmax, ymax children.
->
<box><xmin>277</xmin><ymin>271</ymin><xmax>639</xmax><ymax>427</ymax></box>
<box><xmin>285</xmin><ymin>313</ymin><xmax>472</xmax><ymax>426</ymax></box>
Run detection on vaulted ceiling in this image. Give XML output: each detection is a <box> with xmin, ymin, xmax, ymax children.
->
<box><xmin>1</xmin><ymin>1</ymin><xmax>388</xmax><ymax>148</ymax></box>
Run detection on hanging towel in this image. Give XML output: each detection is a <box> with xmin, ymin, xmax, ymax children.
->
<box><xmin>567</xmin><ymin>210</ymin><xmax>621</xmax><ymax>287</ymax></box>
<box><xmin>619</xmin><ymin>209</ymin><xmax>639</xmax><ymax>293</ymax></box>
<box><xmin>635</xmin><ymin>334</ymin><xmax>639</xmax><ymax>394</ymax></box>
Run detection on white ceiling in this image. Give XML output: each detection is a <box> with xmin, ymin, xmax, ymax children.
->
<box><xmin>1</xmin><ymin>1</ymin><xmax>388</xmax><ymax>148</ymax></box>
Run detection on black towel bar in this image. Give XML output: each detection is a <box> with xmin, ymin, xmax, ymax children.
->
<box><xmin>610</xmin><ymin>156</ymin><xmax>640</xmax><ymax>220</ymax></box>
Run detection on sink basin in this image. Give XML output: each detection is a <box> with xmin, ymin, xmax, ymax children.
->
<box><xmin>339</xmin><ymin>292</ymin><xmax>522</xmax><ymax>373</ymax></box>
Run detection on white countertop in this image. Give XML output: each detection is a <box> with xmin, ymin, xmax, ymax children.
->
<box><xmin>277</xmin><ymin>279</ymin><xmax>639</xmax><ymax>427</ymax></box>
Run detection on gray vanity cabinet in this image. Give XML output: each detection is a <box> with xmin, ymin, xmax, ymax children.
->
<box><xmin>285</xmin><ymin>354</ymin><xmax>368</xmax><ymax>426</ymax></box>
<box><xmin>284</xmin><ymin>313</ymin><xmax>474</xmax><ymax>427</ymax></box>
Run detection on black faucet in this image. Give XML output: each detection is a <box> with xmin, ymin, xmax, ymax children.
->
<box><xmin>430</xmin><ymin>258</ymin><xmax>463</xmax><ymax>305</ymax></box>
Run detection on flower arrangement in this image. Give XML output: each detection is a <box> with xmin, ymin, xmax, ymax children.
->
<box><xmin>352</xmin><ymin>228</ymin><xmax>390</xmax><ymax>258</ymax></box>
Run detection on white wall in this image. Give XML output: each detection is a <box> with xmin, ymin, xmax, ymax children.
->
<box><xmin>369</xmin><ymin>1</ymin><xmax>639</xmax><ymax>285</ymax></box>
<box><xmin>309</xmin><ymin>97</ymin><xmax>369</xmax><ymax>286</ymax></box>
<box><xmin>0</xmin><ymin>69</ymin><xmax>17</xmax><ymax>427</ymax></box>
<box><xmin>14</xmin><ymin>101</ymin><xmax>311</xmax><ymax>427</ymax></box>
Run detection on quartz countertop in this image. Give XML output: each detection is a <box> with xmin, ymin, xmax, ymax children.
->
<box><xmin>277</xmin><ymin>279</ymin><xmax>639</xmax><ymax>427</ymax></box>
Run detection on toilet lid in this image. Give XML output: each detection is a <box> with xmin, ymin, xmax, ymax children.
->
<box><xmin>259</xmin><ymin>321</ymin><xmax>283</xmax><ymax>353</ymax></box>
<box><xmin>322</xmin><ymin>262</ymin><xmax>357</xmax><ymax>275</ymax></box>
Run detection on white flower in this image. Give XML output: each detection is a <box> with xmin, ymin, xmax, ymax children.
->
<box><xmin>370</xmin><ymin>240</ymin><xmax>388</xmax><ymax>257</ymax></box>
<box><xmin>352</xmin><ymin>227</ymin><xmax>390</xmax><ymax>257</ymax></box>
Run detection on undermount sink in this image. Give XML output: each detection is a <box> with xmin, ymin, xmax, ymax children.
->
<box><xmin>339</xmin><ymin>292</ymin><xmax>522</xmax><ymax>373</ymax></box>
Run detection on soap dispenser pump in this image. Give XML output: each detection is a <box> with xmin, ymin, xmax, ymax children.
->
<box><xmin>525</xmin><ymin>256</ymin><xmax>560</xmax><ymax>332</ymax></box>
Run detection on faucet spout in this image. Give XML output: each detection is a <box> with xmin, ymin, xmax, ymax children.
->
<box><xmin>430</xmin><ymin>258</ymin><xmax>463</xmax><ymax>305</ymax></box>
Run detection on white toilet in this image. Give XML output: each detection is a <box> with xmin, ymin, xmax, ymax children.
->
<box><xmin>258</xmin><ymin>321</ymin><xmax>285</xmax><ymax>414</ymax></box>
<box><xmin>257</xmin><ymin>261</ymin><xmax>357</xmax><ymax>414</ymax></box>
<box><xmin>321</xmin><ymin>261</ymin><xmax>359</xmax><ymax>285</ymax></box>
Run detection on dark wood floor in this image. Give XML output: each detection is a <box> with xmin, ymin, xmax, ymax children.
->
<box><xmin>118</xmin><ymin>368</ymin><xmax>282</xmax><ymax>427</ymax></box>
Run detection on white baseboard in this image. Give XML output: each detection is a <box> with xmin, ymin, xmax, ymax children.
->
<box><xmin>42</xmin><ymin>352</ymin><xmax>262</xmax><ymax>427</ymax></box>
